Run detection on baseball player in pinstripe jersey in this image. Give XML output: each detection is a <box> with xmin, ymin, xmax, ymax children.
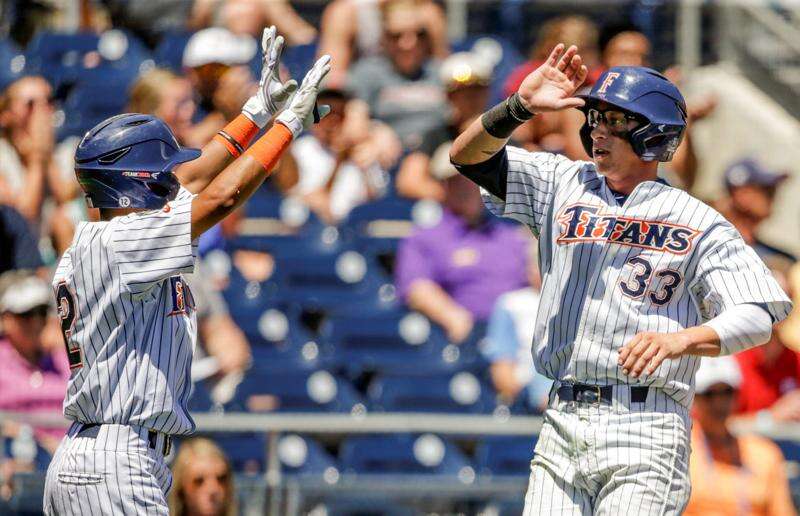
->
<box><xmin>450</xmin><ymin>44</ymin><xmax>792</xmax><ymax>515</ymax></box>
<box><xmin>43</xmin><ymin>27</ymin><xmax>332</xmax><ymax>515</ymax></box>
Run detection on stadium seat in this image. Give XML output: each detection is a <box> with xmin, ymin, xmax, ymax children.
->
<box><xmin>202</xmin><ymin>433</ymin><xmax>267</xmax><ymax>474</ymax></box>
<box><xmin>275</xmin><ymin>434</ymin><xmax>340</xmax><ymax>477</ymax></box>
<box><xmin>187</xmin><ymin>379</ymin><xmax>216</xmax><ymax>412</ymax></box>
<box><xmin>479</xmin><ymin>500</ymin><xmax>527</xmax><ymax>516</ymax></box>
<box><xmin>0</xmin><ymin>39</ymin><xmax>24</xmax><ymax>91</ymax></box>
<box><xmin>58</xmin><ymin>77</ymin><xmax>131</xmax><ymax>139</ymax></box>
<box><xmin>277</xmin><ymin>42</ymin><xmax>318</xmax><ymax>83</ymax></box>
<box><xmin>474</xmin><ymin>436</ymin><xmax>536</xmax><ymax>477</ymax></box>
<box><xmin>368</xmin><ymin>372</ymin><xmax>497</xmax><ymax>414</ymax></box>
<box><xmin>26</xmin><ymin>30</ymin><xmax>149</xmax><ymax>94</ymax></box>
<box><xmin>305</xmin><ymin>499</ymin><xmax>418</xmax><ymax>516</ymax></box>
<box><xmin>153</xmin><ymin>31</ymin><xmax>193</xmax><ymax>72</ymax></box>
<box><xmin>229</xmin><ymin>369</ymin><xmax>365</xmax><ymax>413</ymax></box>
<box><xmin>319</xmin><ymin>311</ymin><xmax>449</xmax><ymax>375</ymax></box>
<box><xmin>339</xmin><ymin>433</ymin><xmax>474</xmax><ymax>476</ymax></box>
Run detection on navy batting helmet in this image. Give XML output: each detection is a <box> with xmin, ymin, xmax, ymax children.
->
<box><xmin>74</xmin><ymin>114</ymin><xmax>201</xmax><ymax>209</ymax></box>
<box><xmin>576</xmin><ymin>66</ymin><xmax>687</xmax><ymax>162</ymax></box>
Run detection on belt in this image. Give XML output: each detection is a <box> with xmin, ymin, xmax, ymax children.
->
<box><xmin>79</xmin><ymin>423</ymin><xmax>172</xmax><ymax>457</ymax></box>
<box><xmin>557</xmin><ymin>383</ymin><xmax>649</xmax><ymax>405</ymax></box>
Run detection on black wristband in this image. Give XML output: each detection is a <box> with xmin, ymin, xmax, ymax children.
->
<box><xmin>481</xmin><ymin>93</ymin><xmax>535</xmax><ymax>138</ymax></box>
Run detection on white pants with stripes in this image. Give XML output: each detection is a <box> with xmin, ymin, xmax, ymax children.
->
<box><xmin>523</xmin><ymin>386</ymin><xmax>692</xmax><ymax>516</ymax></box>
<box><xmin>43</xmin><ymin>423</ymin><xmax>172</xmax><ymax>515</ymax></box>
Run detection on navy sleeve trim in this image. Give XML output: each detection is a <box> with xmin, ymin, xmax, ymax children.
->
<box><xmin>452</xmin><ymin>148</ymin><xmax>509</xmax><ymax>200</ymax></box>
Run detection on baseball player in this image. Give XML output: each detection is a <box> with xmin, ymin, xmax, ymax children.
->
<box><xmin>43</xmin><ymin>27</ymin><xmax>331</xmax><ymax>515</ymax></box>
<box><xmin>450</xmin><ymin>44</ymin><xmax>792</xmax><ymax>514</ymax></box>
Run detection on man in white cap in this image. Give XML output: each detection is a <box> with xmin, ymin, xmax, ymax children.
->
<box><xmin>684</xmin><ymin>356</ymin><xmax>796</xmax><ymax>515</ymax></box>
<box><xmin>182</xmin><ymin>27</ymin><xmax>260</xmax><ymax>141</ymax></box>
<box><xmin>0</xmin><ymin>271</ymin><xmax>70</xmax><ymax>448</ymax></box>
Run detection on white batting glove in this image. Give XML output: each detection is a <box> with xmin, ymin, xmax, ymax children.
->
<box><xmin>275</xmin><ymin>55</ymin><xmax>332</xmax><ymax>137</ymax></box>
<box><xmin>242</xmin><ymin>26</ymin><xmax>298</xmax><ymax>128</ymax></box>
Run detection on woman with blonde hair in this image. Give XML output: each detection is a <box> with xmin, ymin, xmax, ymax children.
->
<box><xmin>169</xmin><ymin>438</ymin><xmax>237</xmax><ymax>516</ymax></box>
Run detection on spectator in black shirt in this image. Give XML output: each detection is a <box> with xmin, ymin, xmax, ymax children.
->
<box><xmin>0</xmin><ymin>204</ymin><xmax>42</xmax><ymax>275</ymax></box>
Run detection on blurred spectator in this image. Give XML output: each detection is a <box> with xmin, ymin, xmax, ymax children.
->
<box><xmin>319</xmin><ymin>0</ymin><xmax>448</xmax><ymax>88</ymax></box>
<box><xmin>0</xmin><ymin>205</ymin><xmax>43</xmax><ymax>275</ymax></box>
<box><xmin>185</xmin><ymin>266</ymin><xmax>251</xmax><ymax>405</ymax></box>
<box><xmin>483</xmin><ymin>243</ymin><xmax>552</xmax><ymax>411</ymax></box>
<box><xmin>733</xmin><ymin>266</ymin><xmax>800</xmax><ymax>423</ymax></box>
<box><xmin>503</xmin><ymin>15</ymin><xmax>602</xmax><ymax>98</ymax></box>
<box><xmin>220</xmin><ymin>0</ymin><xmax>316</xmax><ymax>46</ymax></box>
<box><xmin>102</xmin><ymin>0</ymin><xmax>218</xmax><ymax>47</ymax></box>
<box><xmin>598</xmin><ymin>20</ymin><xmax>651</xmax><ymax>69</ymax></box>
<box><xmin>128</xmin><ymin>68</ymin><xmax>204</xmax><ymax>148</ymax></box>
<box><xmin>502</xmin><ymin>16</ymin><xmax>602</xmax><ymax>160</ymax></box>
<box><xmin>346</xmin><ymin>0</ymin><xmax>447</xmax><ymax>151</ymax></box>
<box><xmin>684</xmin><ymin>356</ymin><xmax>796</xmax><ymax>516</ymax></box>
<box><xmin>0</xmin><ymin>271</ymin><xmax>69</xmax><ymax>492</ymax></box>
<box><xmin>396</xmin><ymin>51</ymin><xmax>491</xmax><ymax>201</ymax></box>
<box><xmin>0</xmin><ymin>75</ymin><xmax>81</xmax><ymax>254</ymax></box>
<box><xmin>169</xmin><ymin>437</ymin><xmax>237</xmax><ymax>516</ymax></box>
<box><xmin>714</xmin><ymin>158</ymin><xmax>795</xmax><ymax>267</ymax></box>
<box><xmin>287</xmin><ymin>87</ymin><xmax>392</xmax><ymax>224</ymax></box>
<box><xmin>182</xmin><ymin>27</ymin><xmax>258</xmax><ymax>144</ymax></box>
<box><xmin>395</xmin><ymin>159</ymin><xmax>528</xmax><ymax>343</ymax></box>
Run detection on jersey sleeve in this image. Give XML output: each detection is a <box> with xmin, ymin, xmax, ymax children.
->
<box><xmin>111</xmin><ymin>187</ymin><xmax>198</xmax><ymax>295</ymax></box>
<box><xmin>689</xmin><ymin>222</ymin><xmax>792</xmax><ymax>324</ymax></box>
<box><xmin>480</xmin><ymin>146</ymin><xmax>570</xmax><ymax>236</ymax></box>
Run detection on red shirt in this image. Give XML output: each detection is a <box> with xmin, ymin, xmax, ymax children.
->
<box><xmin>734</xmin><ymin>345</ymin><xmax>800</xmax><ymax>414</ymax></box>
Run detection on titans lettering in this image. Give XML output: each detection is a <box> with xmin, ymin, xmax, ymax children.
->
<box><xmin>557</xmin><ymin>205</ymin><xmax>700</xmax><ymax>254</ymax></box>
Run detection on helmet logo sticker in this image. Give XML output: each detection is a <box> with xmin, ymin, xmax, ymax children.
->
<box><xmin>597</xmin><ymin>72</ymin><xmax>621</xmax><ymax>94</ymax></box>
<box><xmin>119</xmin><ymin>196</ymin><xmax>131</xmax><ymax>208</ymax></box>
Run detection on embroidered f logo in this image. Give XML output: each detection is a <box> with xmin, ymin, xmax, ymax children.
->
<box><xmin>597</xmin><ymin>72</ymin><xmax>621</xmax><ymax>94</ymax></box>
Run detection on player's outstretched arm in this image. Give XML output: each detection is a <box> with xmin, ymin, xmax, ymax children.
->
<box><xmin>450</xmin><ymin>44</ymin><xmax>588</xmax><ymax>165</ymax></box>
<box><xmin>190</xmin><ymin>55</ymin><xmax>331</xmax><ymax>240</ymax></box>
<box><xmin>175</xmin><ymin>26</ymin><xmax>298</xmax><ymax>194</ymax></box>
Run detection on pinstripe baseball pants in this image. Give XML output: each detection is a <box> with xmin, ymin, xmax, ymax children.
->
<box><xmin>43</xmin><ymin>423</ymin><xmax>172</xmax><ymax>515</ymax></box>
<box><xmin>523</xmin><ymin>385</ymin><xmax>692</xmax><ymax>516</ymax></box>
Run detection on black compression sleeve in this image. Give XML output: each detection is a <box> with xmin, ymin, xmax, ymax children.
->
<box><xmin>481</xmin><ymin>93</ymin><xmax>535</xmax><ymax>138</ymax></box>
<box><xmin>451</xmin><ymin>148</ymin><xmax>509</xmax><ymax>200</ymax></box>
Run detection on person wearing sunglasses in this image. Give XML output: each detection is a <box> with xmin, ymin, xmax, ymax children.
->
<box><xmin>684</xmin><ymin>356</ymin><xmax>796</xmax><ymax>516</ymax></box>
<box><xmin>450</xmin><ymin>44</ymin><xmax>791</xmax><ymax>514</ymax></box>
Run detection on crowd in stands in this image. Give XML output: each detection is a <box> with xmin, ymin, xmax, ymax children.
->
<box><xmin>2</xmin><ymin>0</ymin><xmax>800</xmax><ymax>513</ymax></box>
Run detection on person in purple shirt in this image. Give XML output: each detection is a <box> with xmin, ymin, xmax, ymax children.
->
<box><xmin>395</xmin><ymin>143</ymin><xmax>529</xmax><ymax>342</ymax></box>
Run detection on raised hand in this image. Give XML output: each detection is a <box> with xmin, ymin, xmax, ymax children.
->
<box><xmin>517</xmin><ymin>44</ymin><xmax>589</xmax><ymax>114</ymax></box>
<box><xmin>242</xmin><ymin>26</ymin><xmax>298</xmax><ymax>128</ymax></box>
<box><xmin>275</xmin><ymin>55</ymin><xmax>332</xmax><ymax>136</ymax></box>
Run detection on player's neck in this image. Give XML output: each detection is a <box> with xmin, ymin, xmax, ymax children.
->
<box><xmin>99</xmin><ymin>208</ymin><xmax>143</xmax><ymax>221</ymax></box>
<box><xmin>604</xmin><ymin>164</ymin><xmax>659</xmax><ymax>195</ymax></box>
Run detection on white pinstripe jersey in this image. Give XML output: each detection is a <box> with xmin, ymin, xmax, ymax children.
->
<box><xmin>483</xmin><ymin>146</ymin><xmax>792</xmax><ymax>407</ymax></box>
<box><xmin>51</xmin><ymin>187</ymin><xmax>198</xmax><ymax>435</ymax></box>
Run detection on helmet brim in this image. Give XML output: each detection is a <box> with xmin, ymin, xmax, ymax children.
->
<box><xmin>163</xmin><ymin>147</ymin><xmax>202</xmax><ymax>171</ymax></box>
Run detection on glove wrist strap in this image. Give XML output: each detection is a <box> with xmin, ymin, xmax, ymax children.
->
<box><xmin>276</xmin><ymin>110</ymin><xmax>304</xmax><ymax>138</ymax></box>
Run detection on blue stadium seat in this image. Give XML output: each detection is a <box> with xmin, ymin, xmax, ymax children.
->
<box><xmin>319</xmin><ymin>311</ymin><xmax>448</xmax><ymax>375</ymax></box>
<box><xmin>275</xmin><ymin>250</ymin><xmax>385</xmax><ymax>309</ymax></box>
<box><xmin>776</xmin><ymin>439</ymin><xmax>800</xmax><ymax>462</ymax></box>
<box><xmin>277</xmin><ymin>42</ymin><xmax>318</xmax><ymax>83</ymax></box>
<box><xmin>275</xmin><ymin>434</ymin><xmax>340</xmax><ymax>477</ymax></box>
<box><xmin>229</xmin><ymin>369</ymin><xmax>365</xmax><ymax>413</ymax></box>
<box><xmin>202</xmin><ymin>433</ymin><xmax>266</xmax><ymax>474</ymax></box>
<box><xmin>306</xmin><ymin>499</ymin><xmax>418</xmax><ymax>516</ymax></box>
<box><xmin>368</xmin><ymin>372</ymin><xmax>497</xmax><ymax>414</ymax></box>
<box><xmin>188</xmin><ymin>379</ymin><xmax>216</xmax><ymax>412</ymax></box>
<box><xmin>0</xmin><ymin>39</ymin><xmax>24</xmax><ymax>91</ymax></box>
<box><xmin>58</xmin><ymin>77</ymin><xmax>131</xmax><ymax>139</ymax></box>
<box><xmin>153</xmin><ymin>31</ymin><xmax>194</xmax><ymax>72</ymax></box>
<box><xmin>26</xmin><ymin>30</ymin><xmax>149</xmax><ymax>93</ymax></box>
<box><xmin>479</xmin><ymin>500</ymin><xmax>527</xmax><ymax>516</ymax></box>
<box><xmin>474</xmin><ymin>436</ymin><xmax>536</xmax><ymax>477</ymax></box>
<box><xmin>341</xmin><ymin>197</ymin><xmax>418</xmax><ymax>258</ymax></box>
<box><xmin>339</xmin><ymin>434</ymin><xmax>473</xmax><ymax>476</ymax></box>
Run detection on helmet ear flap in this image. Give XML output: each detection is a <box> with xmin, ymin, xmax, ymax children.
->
<box><xmin>579</xmin><ymin>122</ymin><xmax>593</xmax><ymax>158</ymax></box>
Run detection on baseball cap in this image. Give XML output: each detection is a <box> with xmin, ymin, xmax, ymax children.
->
<box><xmin>430</xmin><ymin>141</ymin><xmax>459</xmax><ymax>181</ymax></box>
<box><xmin>694</xmin><ymin>356</ymin><xmax>742</xmax><ymax>394</ymax></box>
<box><xmin>182</xmin><ymin>28</ymin><xmax>257</xmax><ymax>68</ymax></box>
<box><xmin>439</xmin><ymin>52</ymin><xmax>491</xmax><ymax>92</ymax></box>
<box><xmin>724</xmin><ymin>158</ymin><xmax>788</xmax><ymax>191</ymax></box>
<box><xmin>0</xmin><ymin>273</ymin><xmax>51</xmax><ymax>314</ymax></box>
